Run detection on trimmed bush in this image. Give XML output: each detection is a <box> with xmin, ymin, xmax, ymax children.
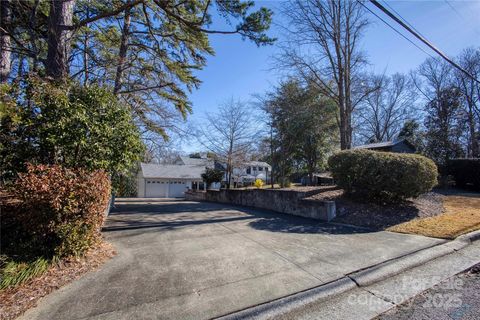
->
<box><xmin>4</xmin><ymin>164</ymin><xmax>111</xmax><ymax>258</ymax></box>
<box><xmin>328</xmin><ymin>150</ymin><xmax>438</xmax><ymax>202</ymax></box>
<box><xmin>447</xmin><ymin>158</ymin><xmax>480</xmax><ymax>191</ymax></box>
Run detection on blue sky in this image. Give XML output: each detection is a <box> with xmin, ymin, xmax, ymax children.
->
<box><xmin>180</xmin><ymin>0</ymin><xmax>480</xmax><ymax>153</ymax></box>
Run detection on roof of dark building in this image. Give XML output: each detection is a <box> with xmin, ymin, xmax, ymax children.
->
<box><xmin>354</xmin><ymin>139</ymin><xmax>415</xmax><ymax>151</ymax></box>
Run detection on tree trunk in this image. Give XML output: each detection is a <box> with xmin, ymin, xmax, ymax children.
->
<box><xmin>114</xmin><ymin>7</ymin><xmax>131</xmax><ymax>94</ymax></box>
<box><xmin>467</xmin><ymin>105</ymin><xmax>479</xmax><ymax>157</ymax></box>
<box><xmin>46</xmin><ymin>0</ymin><xmax>76</xmax><ymax>80</ymax></box>
<box><xmin>0</xmin><ymin>0</ymin><xmax>11</xmax><ymax>82</ymax></box>
<box><xmin>83</xmin><ymin>8</ymin><xmax>90</xmax><ymax>85</ymax></box>
<box><xmin>270</xmin><ymin>124</ymin><xmax>274</xmax><ymax>188</ymax></box>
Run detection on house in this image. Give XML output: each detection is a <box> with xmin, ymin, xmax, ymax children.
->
<box><xmin>175</xmin><ymin>155</ymin><xmax>225</xmax><ymax>171</ymax></box>
<box><xmin>232</xmin><ymin>161</ymin><xmax>272</xmax><ymax>186</ymax></box>
<box><xmin>354</xmin><ymin>139</ymin><xmax>416</xmax><ymax>153</ymax></box>
<box><xmin>174</xmin><ymin>155</ymin><xmax>214</xmax><ymax>167</ymax></box>
<box><xmin>137</xmin><ymin>163</ymin><xmax>205</xmax><ymax>198</ymax></box>
<box><xmin>137</xmin><ymin>156</ymin><xmax>272</xmax><ymax>197</ymax></box>
<box><xmin>301</xmin><ymin>172</ymin><xmax>334</xmax><ymax>186</ymax></box>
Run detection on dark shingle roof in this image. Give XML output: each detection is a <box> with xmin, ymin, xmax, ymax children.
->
<box><xmin>354</xmin><ymin>141</ymin><xmax>397</xmax><ymax>149</ymax></box>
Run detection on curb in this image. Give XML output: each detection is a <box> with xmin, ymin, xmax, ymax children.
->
<box><xmin>348</xmin><ymin>240</ymin><xmax>467</xmax><ymax>286</ymax></box>
<box><xmin>215</xmin><ymin>238</ymin><xmax>475</xmax><ymax>320</ymax></box>
<box><xmin>216</xmin><ymin>277</ymin><xmax>357</xmax><ymax>320</ymax></box>
<box><xmin>456</xmin><ymin>229</ymin><xmax>480</xmax><ymax>243</ymax></box>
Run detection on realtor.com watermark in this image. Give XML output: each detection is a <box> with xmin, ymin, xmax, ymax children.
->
<box><xmin>347</xmin><ymin>276</ymin><xmax>465</xmax><ymax>310</ymax></box>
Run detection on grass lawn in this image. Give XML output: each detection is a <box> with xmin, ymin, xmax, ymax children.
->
<box><xmin>388</xmin><ymin>194</ymin><xmax>480</xmax><ymax>239</ymax></box>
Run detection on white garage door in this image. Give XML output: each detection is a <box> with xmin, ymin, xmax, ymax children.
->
<box><xmin>145</xmin><ymin>179</ymin><xmax>168</xmax><ymax>197</ymax></box>
<box><xmin>168</xmin><ymin>180</ymin><xmax>186</xmax><ymax>198</ymax></box>
<box><xmin>145</xmin><ymin>179</ymin><xmax>187</xmax><ymax>198</ymax></box>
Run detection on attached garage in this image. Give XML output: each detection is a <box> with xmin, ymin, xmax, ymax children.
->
<box><xmin>138</xmin><ymin>163</ymin><xmax>205</xmax><ymax>198</ymax></box>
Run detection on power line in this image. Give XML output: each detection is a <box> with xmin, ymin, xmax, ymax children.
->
<box><xmin>444</xmin><ymin>0</ymin><xmax>480</xmax><ymax>37</ymax></box>
<box><xmin>358</xmin><ymin>1</ymin><xmax>434</xmax><ymax>59</ymax></box>
<box><xmin>369</xmin><ymin>0</ymin><xmax>480</xmax><ymax>84</ymax></box>
<box><xmin>382</xmin><ymin>0</ymin><xmax>428</xmax><ymax>40</ymax></box>
<box><xmin>445</xmin><ymin>0</ymin><xmax>462</xmax><ymax>18</ymax></box>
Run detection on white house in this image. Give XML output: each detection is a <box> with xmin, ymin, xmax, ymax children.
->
<box><xmin>137</xmin><ymin>157</ymin><xmax>272</xmax><ymax>197</ymax></box>
<box><xmin>232</xmin><ymin>161</ymin><xmax>272</xmax><ymax>185</ymax></box>
<box><xmin>137</xmin><ymin>163</ymin><xmax>205</xmax><ymax>198</ymax></box>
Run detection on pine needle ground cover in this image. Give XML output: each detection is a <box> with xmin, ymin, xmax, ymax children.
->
<box><xmin>388</xmin><ymin>194</ymin><xmax>480</xmax><ymax>239</ymax></box>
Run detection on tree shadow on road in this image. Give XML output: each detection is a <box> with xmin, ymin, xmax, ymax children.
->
<box><xmin>248</xmin><ymin>214</ymin><xmax>374</xmax><ymax>235</ymax></box>
<box><xmin>106</xmin><ymin>199</ymin><xmax>374</xmax><ymax>235</ymax></box>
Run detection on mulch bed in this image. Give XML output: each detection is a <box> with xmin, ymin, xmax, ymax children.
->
<box><xmin>0</xmin><ymin>241</ymin><xmax>115</xmax><ymax>320</ymax></box>
<box><xmin>280</xmin><ymin>185</ymin><xmax>339</xmax><ymax>192</ymax></box>
<box><xmin>239</xmin><ymin>185</ymin><xmax>339</xmax><ymax>193</ymax></box>
<box><xmin>306</xmin><ymin>189</ymin><xmax>445</xmax><ymax>230</ymax></box>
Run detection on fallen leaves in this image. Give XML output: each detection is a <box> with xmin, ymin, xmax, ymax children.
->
<box><xmin>0</xmin><ymin>240</ymin><xmax>115</xmax><ymax>320</ymax></box>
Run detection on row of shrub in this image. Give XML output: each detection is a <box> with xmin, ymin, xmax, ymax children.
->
<box><xmin>1</xmin><ymin>165</ymin><xmax>111</xmax><ymax>260</ymax></box>
<box><xmin>446</xmin><ymin>158</ymin><xmax>480</xmax><ymax>191</ymax></box>
<box><xmin>1</xmin><ymin>78</ymin><xmax>139</xmax><ymax>289</ymax></box>
<box><xmin>328</xmin><ymin>150</ymin><xmax>438</xmax><ymax>203</ymax></box>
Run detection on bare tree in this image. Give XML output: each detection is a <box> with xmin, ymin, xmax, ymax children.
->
<box><xmin>413</xmin><ymin>57</ymin><xmax>454</xmax><ymax>102</ymax></box>
<box><xmin>276</xmin><ymin>0</ymin><xmax>370</xmax><ymax>149</ymax></box>
<box><xmin>198</xmin><ymin>99</ymin><xmax>257</xmax><ymax>188</ymax></box>
<box><xmin>356</xmin><ymin>73</ymin><xmax>417</xmax><ymax>143</ymax></box>
<box><xmin>455</xmin><ymin>48</ymin><xmax>480</xmax><ymax>157</ymax></box>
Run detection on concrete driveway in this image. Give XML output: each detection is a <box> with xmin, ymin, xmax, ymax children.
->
<box><xmin>22</xmin><ymin>199</ymin><xmax>444</xmax><ymax>320</ymax></box>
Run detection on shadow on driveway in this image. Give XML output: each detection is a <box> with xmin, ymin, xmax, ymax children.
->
<box><xmin>106</xmin><ymin>199</ymin><xmax>372</xmax><ymax>235</ymax></box>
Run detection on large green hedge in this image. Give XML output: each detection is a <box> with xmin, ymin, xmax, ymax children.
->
<box><xmin>1</xmin><ymin>78</ymin><xmax>144</xmax><ymax>182</ymax></box>
<box><xmin>447</xmin><ymin>158</ymin><xmax>480</xmax><ymax>191</ymax></box>
<box><xmin>328</xmin><ymin>150</ymin><xmax>438</xmax><ymax>202</ymax></box>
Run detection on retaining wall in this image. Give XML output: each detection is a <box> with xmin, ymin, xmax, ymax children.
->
<box><xmin>185</xmin><ymin>188</ymin><xmax>336</xmax><ymax>221</ymax></box>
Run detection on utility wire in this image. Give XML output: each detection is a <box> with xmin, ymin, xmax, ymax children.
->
<box><xmin>369</xmin><ymin>0</ymin><xmax>480</xmax><ymax>84</ymax></box>
<box><xmin>382</xmin><ymin>0</ymin><xmax>429</xmax><ymax>40</ymax></box>
<box><xmin>444</xmin><ymin>0</ymin><xmax>480</xmax><ymax>37</ymax></box>
<box><xmin>358</xmin><ymin>1</ymin><xmax>434</xmax><ymax>59</ymax></box>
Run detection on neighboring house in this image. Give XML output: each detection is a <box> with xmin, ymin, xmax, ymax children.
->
<box><xmin>354</xmin><ymin>139</ymin><xmax>416</xmax><ymax>153</ymax></box>
<box><xmin>174</xmin><ymin>155</ymin><xmax>225</xmax><ymax>171</ymax></box>
<box><xmin>301</xmin><ymin>172</ymin><xmax>334</xmax><ymax>186</ymax></box>
<box><xmin>174</xmin><ymin>155</ymin><xmax>214</xmax><ymax>167</ymax></box>
<box><xmin>232</xmin><ymin>161</ymin><xmax>272</xmax><ymax>185</ymax></box>
<box><xmin>137</xmin><ymin>156</ymin><xmax>272</xmax><ymax>197</ymax></box>
<box><xmin>137</xmin><ymin>163</ymin><xmax>205</xmax><ymax>198</ymax></box>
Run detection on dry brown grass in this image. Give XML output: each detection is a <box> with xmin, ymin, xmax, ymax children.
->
<box><xmin>388</xmin><ymin>194</ymin><xmax>480</xmax><ymax>239</ymax></box>
<box><xmin>0</xmin><ymin>240</ymin><xmax>115</xmax><ymax>320</ymax></box>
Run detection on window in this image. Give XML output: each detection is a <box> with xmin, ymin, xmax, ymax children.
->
<box><xmin>265</xmin><ymin>167</ymin><xmax>269</xmax><ymax>172</ymax></box>
<box><xmin>258</xmin><ymin>167</ymin><xmax>263</xmax><ymax>171</ymax></box>
<box><xmin>253</xmin><ymin>166</ymin><xmax>257</xmax><ymax>171</ymax></box>
<box><xmin>246</xmin><ymin>167</ymin><xmax>251</xmax><ymax>174</ymax></box>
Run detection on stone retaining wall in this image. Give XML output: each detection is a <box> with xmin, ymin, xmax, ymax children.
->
<box><xmin>185</xmin><ymin>188</ymin><xmax>336</xmax><ymax>221</ymax></box>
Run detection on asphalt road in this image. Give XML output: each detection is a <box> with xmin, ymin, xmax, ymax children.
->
<box><xmin>377</xmin><ymin>264</ymin><xmax>480</xmax><ymax>320</ymax></box>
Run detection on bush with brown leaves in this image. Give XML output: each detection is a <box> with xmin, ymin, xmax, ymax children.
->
<box><xmin>4</xmin><ymin>164</ymin><xmax>111</xmax><ymax>258</ymax></box>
